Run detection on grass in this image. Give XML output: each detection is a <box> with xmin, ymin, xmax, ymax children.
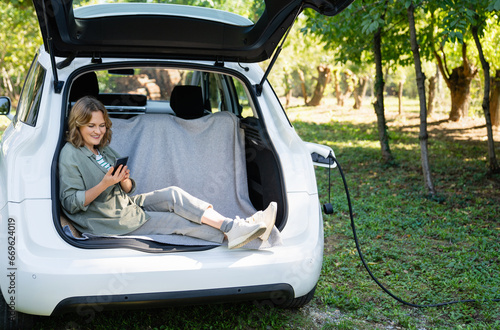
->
<box><xmin>2</xmin><ymin>96</ymin><xmax>500</xmax><ymax>329</ymax></box>
<box><xmin>289</xmin><ymin>96</ymin><xmax>500</xmax><ymax>329</ymax></box>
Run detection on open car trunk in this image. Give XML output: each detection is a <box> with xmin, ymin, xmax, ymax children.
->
<box><xmin>34</xmin><ymin>0</ymin><xmax>355</xmax><ymax>62</ymax></box>
<box><xmin>56</xmin><ymin>65</ymin><xmax>287</xmax><ymax>251</ymax></box>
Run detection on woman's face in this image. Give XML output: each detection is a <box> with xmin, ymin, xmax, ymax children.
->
<box><xmin>79</xmin><ymin>110</ymin><xmax>106</xmax><ymax>151</ymax></box>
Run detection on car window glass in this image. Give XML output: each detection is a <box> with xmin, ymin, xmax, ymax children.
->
<box><xmin>93</xmin><ymin>68</ymin><xmax>255</xmax><ymax>118</ymax></box>
<box><xmin>232</xmin><ymin>78</ymin><xmax>255</xmax><ymax>118</ymax></box>
<box><xmin>16</xmin><ymin>57</ymin><xmax>46</xmax><ymax>127</ymax></box>
<box><xmin>72</xmin><ymin>1</ymin><xmax>265</xmax><ymax>25</ymax></box>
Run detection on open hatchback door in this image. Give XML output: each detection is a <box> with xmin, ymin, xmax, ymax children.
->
<box><xmin>33</xmin><ymin>0</ymin><xmax>354</xmax><ymax>62</ymax></box>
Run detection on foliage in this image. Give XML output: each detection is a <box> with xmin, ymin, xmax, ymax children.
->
<box><xmin>0</xmin><ymin>2</ymin><xmax>42</xmax><ymax>107</ymax></box>
<box><xmin>302</xmin><ymin>0</ymin><xmax>411</xmax><ymax>69</ymax></box>
<box><xmin>480</xmin><ymin>17</ymin><xmax>500</xmax><ymax>71</ymax></box>
<box><xmin>266</xmin><ymin>17</ymin><xmax>337</xmax><ymax>98</ymax></box>
<box><xmin>414</xmin><ymin>0</ymin><xmax>500</xmax><ymax>71</ymax></box>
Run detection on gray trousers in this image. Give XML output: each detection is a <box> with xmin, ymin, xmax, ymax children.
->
<box><xmin>127</xmin><ymin>186</ymin><xmax>224</xmax><ymax>243</ymax></box>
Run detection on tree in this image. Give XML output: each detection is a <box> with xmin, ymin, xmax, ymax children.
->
<box><xmin>406</xmin><ymin>1</ymin><xmax>436</xmax><ymax>196</ymax></box>
<box><xmin>303</xmin><ymin>0</ymin><xmax>410</xmax><ymax>164</ymax></box>
<box><xmin>332</xmin><ymin>68</ymin><xmax>355</xmax><ymax>107</ymax></box>
<box><xmin>492</xmin><ymin>71</ymin><xmax>500</xmax><ymax>126</ymax></box>
<box><xmin>0</xmin><ymin>1</ymin><xmax>42</xmax><ymax>107</ymax></box>
<box><xmin>474</xmin><ymin>9</ymin><xmax>500</xmax><ymax>127</ymax></box>
<box><xmin>306</xmin><ymin>64</ymin><xmax>332</xmax><ymax>106</ymax></box>
<box><xmin>353</xmin><ymin>75</ymin><xmax>370</xmax><ymax>109</ymax></box>
<box><xmin>433</xmin><ymin>42</ymin><xmax>478</xmax><ymax>121</ymax></box>
<box><xmin>371</xmin><ymin>2</ymin><xmax>394</xmax><ymax>164</ymax></box>
<box><xmin>426</xmin><ymin>65</ymin><xmax>440</xmax><ymax>117</ymax></box>
<box><xmin>429</xmin><ymin>3</ymin><xmax>480</xmax><ymax>122</ymax></box>
<box><xmin>437</xmin><ymin>0</ymin><xmax>499</xmax><ymax>172</ymax></box>
<box><xmin>469</xmin><ymin>0</ymin><xmax>499</xmax><ymax>173</ymax></box>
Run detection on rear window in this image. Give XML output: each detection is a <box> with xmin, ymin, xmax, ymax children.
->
<box><xmin>72</xmin><ymin>1</ymin><xmax>264</xmax><ymax>24</ymax></box>
<box><xmin>71</xmin><ymin>67</ymin><xmax>256</xmax><ymax>118</ymax></box>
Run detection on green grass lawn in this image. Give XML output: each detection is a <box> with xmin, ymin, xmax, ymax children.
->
<box><xmin>289</xmin><ymin>97</ymin><xmax>500</xmax><ymax>329</ymax></box>
<box><xmin>3</xmin><ymin>97</ymin><xmax>500</xmax><ymax>329</ymax></box>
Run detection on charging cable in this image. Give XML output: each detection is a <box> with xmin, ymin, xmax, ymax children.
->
<box><xmin>326</xmin><ymin>153</ymin><xmax>500</xmax><ymax>307</ymax></box>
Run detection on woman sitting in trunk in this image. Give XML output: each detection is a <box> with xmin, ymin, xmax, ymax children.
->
<box><xmin>59</xmin><ymin>96</ymin><xmax>276</xmax><ymax>249</ymax></box>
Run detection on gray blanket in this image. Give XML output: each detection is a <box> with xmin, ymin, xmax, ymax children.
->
<box><xmin>108</xmin><ymin>112</ymin><xmax>281</xmax><ymax>248</ymax></box>
<box><xmin>111</xmin><ymin>112</ymin><xmax>256</xmax><ymax>218</ymax></box>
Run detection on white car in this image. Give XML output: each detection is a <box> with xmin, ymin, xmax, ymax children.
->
<box><xmin>0</xmin><ymin>0</ymin><xmax>351</xmax><ymax>327</ymax></box>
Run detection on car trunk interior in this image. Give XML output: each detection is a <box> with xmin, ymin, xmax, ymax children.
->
<box><xmin>53</xmin><ymin>66</ymin><xmax>286</xmax><ymax>251</ymax></box>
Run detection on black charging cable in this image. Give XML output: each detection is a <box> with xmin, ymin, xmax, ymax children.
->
<box><xmin>326</xmin><ymin>152</ymin><xmax>500</xmax><ymax>307</ymax></box>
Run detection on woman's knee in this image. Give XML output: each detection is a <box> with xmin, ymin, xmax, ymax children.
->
<box><xmin>161</xmin><ymin>186</ymin><xmax>183</xmax><ymax>196</ymax></box>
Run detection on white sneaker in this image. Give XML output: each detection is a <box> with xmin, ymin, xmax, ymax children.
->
<box><xmin>247</xmin><ymin>202</ymin><xmax>277</xmax><ymax>241</ymax></box>
<box><xmin>226</xmin><ymin>219</ymin><xmax>266</xmax><ymax>249</ymax></box>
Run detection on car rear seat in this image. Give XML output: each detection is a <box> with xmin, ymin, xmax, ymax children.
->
<box><xmin>69</xmin><ymin>71</ymin><xmax>147</xmax><ymax>112</ymax></box>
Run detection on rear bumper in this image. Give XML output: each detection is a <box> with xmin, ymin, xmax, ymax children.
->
<box><xmin>52</xmin><ymin>283</ymin><xmax>294</xmax><ymax>315</ymax></box>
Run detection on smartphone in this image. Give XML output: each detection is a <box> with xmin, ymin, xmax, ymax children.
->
<box><xmin>112</xmin><ymin>156</ymin><xmax>129</xmax><ymax>175</ymax></box>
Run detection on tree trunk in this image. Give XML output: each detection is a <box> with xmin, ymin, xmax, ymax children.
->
<box><xmin>427</xmin><ymin>74</ymin><xmax>437</xmax><ymax>117</ymax></box>
<box><xmin>408</xmin><ymin>4</ymin><xmax>436</xmax><ymax>196</ymax></box>
<box><xmin>338</xmin><ymin>69</ymin><xmax>355</xmax><ymax>107</ymax></box>
<box><xmin>333</xmin><ymin>70</ymin><xmax>342</xmax><ymax>106</ymax></box>
<box><xmin>398</xmin><ymin>81</ymin><xmax>404</xmax><ymax>116</ymax></box>
<box><xmin>373</xmin><ymin>26</ymin><xmax>394</xmax><ymax>164</ymax></box>
<box><xmin>434</xmin><ymin>43</ymin><xmax>477</xmax><ymax>121</ymax></box>
<box><xmin>140</xmin><ymin>68</ymin><xmax>176</xmax><ymax>99</ymax></box>
<box><xmin>472</xmin><ymin>24</ymin><xmax>499</xmax><ymax>173</ymax></box>
<box><xmin>353</xmin><ymin>76</ymin><xmax>368</xmax><ymax>109</ymax></box>
<box><xmin>297</xmin><ymin>69</ymin><xmax>308</xmax><ymax>105</ymax></box>
<box><xmin>285</xmin><ymin>89</ymin><xmax>292</xmax><ymax>109</ymax></box>
<box><xmin>449</xmin><ymin>77</ymin><xmax>472</xmax><ymax>121</ymax></box>
<box><xmin>307</xmin><ymin>64</ymin><xmax>331</xmax><ymax>106</ymax></box>
<box><xmin>284</xmin><ymin>72</ymin><xmax>293</xmax><ymax>109</ymax></box>
<box><xmin>491</xmin><ymin>70</ymin><xmax>500</xmax><ymax>127</ymax></box>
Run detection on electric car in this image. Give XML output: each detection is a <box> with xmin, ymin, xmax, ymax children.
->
<box><xmin>0</xmin><ymin>0</ymin><xmax>352</xmax><ymax>325</ymax></box>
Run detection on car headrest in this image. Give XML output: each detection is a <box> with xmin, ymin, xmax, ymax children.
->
<box><xmin>169</xmin><ymin>85</ymin><xmax>206</xmax><ymax>119</ymax></box>
<box><xmin>69</xmin><ymin>72</ymin><xmax>99</xmax><ymax>103</ymax></box>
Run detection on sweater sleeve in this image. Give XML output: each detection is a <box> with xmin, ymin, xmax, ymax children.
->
<box><xmin>59</xmin><ymin>148</ymin><xmax>89</xmax><ymax>214</ymax></box>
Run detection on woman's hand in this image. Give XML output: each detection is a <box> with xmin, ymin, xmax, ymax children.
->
<box><xmin>110</xmin><ymin>165</ymin><xmax>133</xmax><ymax>193</ymax></box>
<box><xmin>84</xmin><ymin>165</ymin><xmax>132</xmax><ymax>207</ymax></box>
<box><xmin>102</xmin><ymin>165</ymin><xmax>129</xmax><ymax>187</ymax></box>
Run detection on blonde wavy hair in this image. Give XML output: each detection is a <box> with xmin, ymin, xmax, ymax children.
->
<box><xmin>67</xmin><ymin>96</ymin><xmax>112</xmax><ymax>149</ymax></box>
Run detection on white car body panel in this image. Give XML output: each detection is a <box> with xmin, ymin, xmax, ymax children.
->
<box><xmin>1</xmin><ymin>194</ymin><xmax>323</xmax><ymax>315</ymax></box>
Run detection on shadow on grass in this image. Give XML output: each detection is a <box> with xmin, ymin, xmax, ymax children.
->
<box><xmin>293</xmin><ymin>119</ymin><xmax>500</xmax><ymax>194</ymax></box>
